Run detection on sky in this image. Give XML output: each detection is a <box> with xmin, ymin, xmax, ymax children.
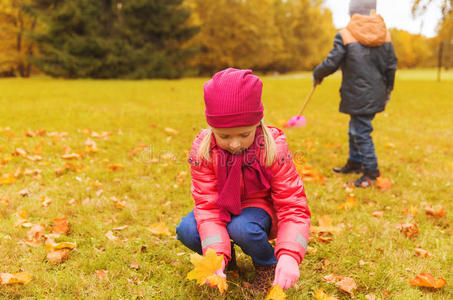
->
<box><xmin>323</xmin><ymin>0</ymin><xmax>444</xmax><ymax>37</ymax></box>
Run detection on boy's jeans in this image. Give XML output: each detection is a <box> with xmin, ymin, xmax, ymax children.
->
<box><xmin>348</xmin><ymin>114</ymin><xmax>378</xmax><ymax>170</ymax></box>
<box><xmin>176</xmin><ymin>207</ymin><xmax>277</xmax><ymax>265</ymax></box>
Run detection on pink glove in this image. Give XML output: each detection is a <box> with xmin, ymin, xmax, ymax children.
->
<box><xmin>206</xmin><ymin>259</ymin><xmax>226</xmax><ymax>286</ymax></box>
<box><xmin>273</xmin><ymin>254</ymin><xmax>300</xmax><ymax>290</ymax></box>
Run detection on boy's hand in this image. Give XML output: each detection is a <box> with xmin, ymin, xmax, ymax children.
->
<box><xmin>313</xmin><ymin>76</ymin><xmax>322</xmax><ymax>86</ymax></box>
<box><xmin>273</xmin><ymin>255</ymin><xmax>299</xmax><ymax>290</ymax></box>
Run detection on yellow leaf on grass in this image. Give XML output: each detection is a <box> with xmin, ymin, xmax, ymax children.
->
<box><xmin>311</xmin><ymin>215</ymin><xmax>343</xmax><ymax>234</ymax></box>
<box><xmin>265</xmin><ymin>284</ymin><xmax>286</xmax><ymax>300</ymax></box>
<box><xmin>149</xmin><ymin>222</ymin><xmax>170</xmax><ymax>236</ymax></box>
<box><xmin>0</xmin><ymin>271</ymin><xmax>33</xmax><ymax>285</ymax></box>
<box><xmin>62</xmin><ymin>153</ymin><xmax>81</xmax><ymax>160</ymax></box>
<box><xmin>45</xmin><ymin>241</ymin><xmax>77</xmax><ymax>250</ymax></box>
<box><xmin>107</xmin><ymin>164</ymin><xmax>124</xmax><ymax>171</ymax></box>
<box><xmin>314</xmin><ymin>289</ymin><xmax>339</xmax><ymax>300</ymax></box>
<box><xmin>52</xmin><ymin>218</ymin><xmax>69</xmax><ymax>234</ymax></box>
<box><xmin>187</xmin><ymin>248</ymin><xmax>223</xmax><ymax>285</ymax></box>
<box><xmin>164</xmin><ymin>127</ymin><xmax>179</xmax><ymax>135</ymax></box>
<box><xmin>409</xmin><ymin>273</ymin><xmax>446</xmax><ymax>288</ymax></box>
<box><xmin>47</xmin><ymin>249</ymin><xmax>71</xmax><ymax>264</ymax></box>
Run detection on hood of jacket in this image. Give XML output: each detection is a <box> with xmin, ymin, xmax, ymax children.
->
<box><xmin>346</xmin><ymin>14</ymin><xmax>387</xmax><ymax>47</ymax></box>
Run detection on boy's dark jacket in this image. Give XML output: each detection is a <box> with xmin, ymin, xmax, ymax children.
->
<box><xmin>314</xmin><ymin>14</ymin><xmax>398</xmax><ymax>115</ymax></box>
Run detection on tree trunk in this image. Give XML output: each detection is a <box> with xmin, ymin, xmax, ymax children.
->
<box><xmin>437</xmin><ymin>41</ymin><xmax>443</xmax><ymax>82</ymax></box>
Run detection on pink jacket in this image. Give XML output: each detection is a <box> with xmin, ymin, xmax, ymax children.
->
<box><xmin>188</xmin><ymin>126</ymin><xmax>311</xmax><ymax>264</ymax></box>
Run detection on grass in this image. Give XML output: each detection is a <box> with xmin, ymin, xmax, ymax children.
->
<box><xmin>0</xmin><ymin>69</ymin><xmax>452</xmax><ymax>299</ymax></box>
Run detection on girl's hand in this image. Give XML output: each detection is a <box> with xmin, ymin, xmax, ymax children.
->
<box><xmin>206</xmin><ymin>259</ymin><xmax>226</xmax><ymax>286</ymax></box>
<box><xmin>273</xmin><ymin>255</ymin><xmax>299</xmax><ymax>290</ymax></box>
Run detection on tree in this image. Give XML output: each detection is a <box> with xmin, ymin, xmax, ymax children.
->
<box><xmin>412</xmin><ymin>0</ymin><xmax>452</xmax><ymax>80</ymax></box>
<box><xmin>0</xmin><ymin>0</ymin><xmax>37</xmax><ymax>77</ymax></box>
<box><xmin>26</xmin><ymin>0</ymin><xmax>199</xmax><ymax>78</ymax></box>
<box><xmin>390</xmin><ymin>29</ymin><xmax>432</xmax><ymax>68</ymax></box>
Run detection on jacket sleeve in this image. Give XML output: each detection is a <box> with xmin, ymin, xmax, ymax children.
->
<box><xmin>313</xmin><ymin>32</ymin><xmax>346</xmax><ymax>82</ymax></box>
<box><xmin>269</xmin><ymin>134</ymin><xmax>311</xmax><ymax>264</ymax></box>
<box><xmin>385</xmin><ymin>42</ymin><xmax>398</xmax><ymax>91</ymax></box>
<box><xmin>189</xmin><ymin>135</ymin><xmax>231</xmax><ymax>262</ymax></box>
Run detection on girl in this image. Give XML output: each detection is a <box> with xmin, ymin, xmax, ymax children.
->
<box><xmin>176</xmin><ymin>68</ymin><xmax>311</xmax><ymax>294</ymax></box>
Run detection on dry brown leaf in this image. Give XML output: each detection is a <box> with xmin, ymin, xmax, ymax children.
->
<box><xmin>112</xmin><ymin>197</ymin><xmax>127</xmax><ymax>208</ymax></box>
<box><xmin>14</xmin><ymin>211</ymin><xmax>32</xmax><ymax>227</ymax></box>
<box><xmin>317</xmin><ymin>235</ymin><xmax>333</xmax><ymax>243</ymax></box>
<box><xmin>372</xmin><ymin>211</ymin><xmax>384</xmax><ymax>218</ymax></box>
<box><xmin>12</xmin><ymin>148</ymin><xmax>27</xmax><ymax>157</ymax></box>
<box><xmin>337</xmin><ymin>196</ymin><xmax>356</xmax><ymax>210</ymax></box>
<box><xmin>375</xmin><ymin>176</ymin><xmax>392</xmax><ymax>191</ymax></box>
<box><xmin>265</xmin><ymin>284</ymin><xmax>286</xmax><ymax>299</ymax></box>
<box><xmin>314</xmin><ymin>289</ymin><xmax>339</xmax><ymax>300</ymax></box>
<box><xmin>25</xmin><ymin>224</ymin><xmax>45</xmax><ymax>247</ymax></box>
<box><xmin>402</xmin><ymin>206</ymin><xmax>419</xmax><ymax>216</ymax></box>
<box><xmin>130</xmin><ymin>262</ymin><xmax>140</xmax><ymax>270</ymax></box>
<box><xmin>336</xmin><ymin>277</ymin><xmax>357</xmax><ymax>296</ymax></box>
<box><xmin>0</xmin><ymin>271</ymin><xmax>33</xmax><ymax>285</ymax></box>
<box><xmin>47</xmin><ymin>249</ymin><xmax>71</xmax><ymax>264</ymax></box>
<box><xmin>107</xmin><ymin>164</ymin><xmax>124</xmax><ymax>171</ymax></box>
<box><xmin>149</xmin><ymin>222</ymin><xmax>171</xmax><ymax>236</ymax></box>
<box><xmin>415</xmin><ymin>248</ymin><xmax>432</xmax><ymax>258</ymax></box>
<box><xmin>397</xmin><ymin>223</ymin><xmax>419</xmax><ymax>238</ymax></box>
<box><xmin>322</xmin><ymin>274</ymin><xmax>344</xmax><ymax>283</ymax></box>
<box><xmin>96</xmin><ymin>269</ymin><xmax>108</xmax><ymax>280</ymax></box>
<box><xmin>52</xmin><ymin>218</ymin><xmax>69</xmax><ymax>234</ymax></box>
<box><xmin>424</xmin><ymin>206</ymin><xmax>446</xmax><ymax>217</ymax></box>
<box><xmin>62</xmin><ymin>153</ymin><xmax>81</xmax><ymax>160</ymax></box>
<box><xmin>409</xmin><ymin>273</ymin><xmax>446</xmax><ymax>288</ymax></box>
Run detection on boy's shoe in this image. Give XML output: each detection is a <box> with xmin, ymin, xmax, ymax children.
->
<box><xmin>248</xmin><ymin>263</ymin><xmax>276</xmax><ymax>295</ymax></box>
<box><xmin>352</xmin><ymin>169</ymin><xmax>380</xmax><ymax>188</ymax></box>
<box><xmin>333</xmin><ymin>159</ymin><xmax>363</xmax><ymax>174</ymax></box>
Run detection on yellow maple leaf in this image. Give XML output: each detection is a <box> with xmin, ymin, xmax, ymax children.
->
<box><xmin>45</xmin><ymin>241</ymin><xmax>77</xmax><ymax>250</ymax></box>
<box><xmin>187</xmin><ymin>248</ymin><xmax>223</xmax><ymax>285</ymax></box>
<box><xmin>314</xmin><ymin>289</ymin><xmax>339</xmax><ymax>300</ymax></box>
<box><xmin>206</xmin><ymin>275</ymin><xmax>228</xmax><ymax>294</ymax></box>
<box><xmin>265</xmin><ymin>284</ymin><xmax>286</xmax><ymax>300</ymax></box>
<box><xmin>149</xmin><ymin>222</ymin><xmax>170</xmax><ymax>236</ymax></box>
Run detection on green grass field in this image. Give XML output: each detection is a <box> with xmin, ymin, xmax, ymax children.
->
<box><xmin>0</xmin><ymin>69</ymin><xmax>452</xmax><ymax>299</ymax></box>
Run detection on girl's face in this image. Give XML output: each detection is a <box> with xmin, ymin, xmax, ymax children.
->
<box><xmin>212</xmin><ymin>123</ymin><xmax>260</xmax><ymax>154</ymax></box>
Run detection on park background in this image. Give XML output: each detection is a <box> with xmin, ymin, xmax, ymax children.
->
<box><xmin>0</xmin><ymin>0</ymin><xmax>452</xmax><ymax>299</ymax></box>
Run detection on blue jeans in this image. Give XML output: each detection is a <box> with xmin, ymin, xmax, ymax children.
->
<box><xmin>176</xmin><ymin>207</ymin><xmax>277</xmax><ymax>265</ymax></box>
<box><xmin>348</xmin><ymin>114</ymin><xmax>378</xmax><ymax>170</ymax></box>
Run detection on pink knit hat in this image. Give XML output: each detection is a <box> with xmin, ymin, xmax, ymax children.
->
<box><xmin>203</xmin><ymin>68</ymin><xmax>264</xmax><ymax>128</ymax></box>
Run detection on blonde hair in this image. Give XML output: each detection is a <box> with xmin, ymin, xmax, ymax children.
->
<box><xmin>197</xmin><ymin>123</ymin><xmax>276</xmax><ymax>167</ymax></box>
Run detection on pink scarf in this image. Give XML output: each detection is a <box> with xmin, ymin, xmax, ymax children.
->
<box><xmin>215</xmin><ymin>127</ymin><xmax>273</xmax><ymax>222</ymax></box>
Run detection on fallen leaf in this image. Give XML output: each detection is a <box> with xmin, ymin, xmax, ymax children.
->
<box><xmin>415</xmin><ymin>248</ymin><xmax>432</xmax><ymax>258</ymax></box>
<box><xmin>112</xmin><ymin>225</ymin><xmax>128</xmax><ymax>231</ymax></box>
<box><xmin>112</xmin><ymin>197</ymin><xmax>127</xmax><ymax>208</ymax></box>
<box><xmin>107</xmin><ymin>164</ymin><xmax>124</xmax><ymax>171</ymax></box>
<box><xmin>0</xmin><ymin>271</ymin><xmax>33</xmax><ymax>285</ymax></box>
<box><xmin>372</xmin><ymin>211</ymin><xmax>384</xmax><ymax>218</ymax></box>
<box><xmin>25</xmin><ymin>224</ymin><xmax>45</xmax><ymax>247</ymax></box>
<box><xmin>314</xmin><ymin>289</ymin><xmax>339</xmax><ymax>300</ymax></box>
<box><xmin>397</xmin><ymin>223</ymin><xmax>419</xmax><ymax>238</ymax></box>
<box><xmin>424</xmin><ymin>206</ymin><xmax>446</xmax><ymax>217</ymax></box>
<box><xmin>130</xmin><ymin>263</ymin><xmax>140</xmax><ymax>270</ymax></box>
<box><xmin>47</xmin><ymin>249</ymin><xmax>71</xmax><ymax>264</ymax></box>
<box><xmin>322</xmin><ymin>274</ymin><xmax>344</xmax><ymax>283</ymax></box>
<box><xmin>62</xmin><ymin>153</ymin><xmax>81</xmax><ymax>160</ymax></box>
<box><xmin>375</xmin><ymin>176</ymin><xmax>392</xmax><ymax>191</ymax></box>
<box><xmin>402</xmin><ymin>206</ymin><xmax>418</xmax><ymax>216</ymax></box>
<box><xmin>96</xmin><ymin>269</ymin><xmax>108</xmax><ymax>280</ymax></box>
<box><xmin>311</xmin><ymin>215</ymin><xmax>343</xmax><ymax>234</ymax></box>
<box><xmin>14</xmin><ymin>211</ymin><xmax>32</xmax><ymax>227</ymax></box>
<box><xmin>365</xmin><ymin>294</ymin><xmax>376</xmax><ymax>300</ymax></box>
<box><xmin>41</xmin><ymin>196</ymin><xmax>52</xmax><ymax>207</ymax></box>
<box><xmin>337</xmin><ymin>196</ymin><xmax>356</xmax><ymax>210</ymax></box>
<box><xmin>187</xmin><ymin>248</ymin><xmax>223</xmax><ymax>285</ymax></box>
<box><xmin>149</xmin><ymin>222</ymin><xmax>171</xmax><ymax>236</ymax></box>
<box><xmin>52</xmin><ymin>218</ymin><xmax>69</xmax><ymax>234</ymax></box>
<box><xmin>12</xmin><ymin>148</ymin><xmax>27</xmax><ymax>157</ymax></box>
<box><xmin>409</xmin><ymin>273</ymin><xmax>446</xmax><ymax>288</ymax></box>
<box><xmin>206</xmin><ymin>275</ymin><xmax>228</xmax><ymax>294</ymax></box>
<box><xmin>105</xmin><ymin>231</ymin><xmax>119</xmax><ymax>242</ymax></box>
<box><xmin>164</xmin><ymin>127</ymin><xmax>179</xmax><ymax>135</ymax></box>
<box><xmin>336</xmin><ymin>277</ymin><xmax>357</xmax><ymax>296</ymax></box>
<box><xmin>265</xmin><ymin>284</ymin><xmax>286</xmax><ymax>299</ymax></box>
<box><xmin>317</xmin><ymin>235</ymin><xmax>332</xmax><ymax>243</ymax></box>
<box><xmin>45</xmin><ymin>240</ymin><xmax>77</xmax><ymax>250</ymax></box>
